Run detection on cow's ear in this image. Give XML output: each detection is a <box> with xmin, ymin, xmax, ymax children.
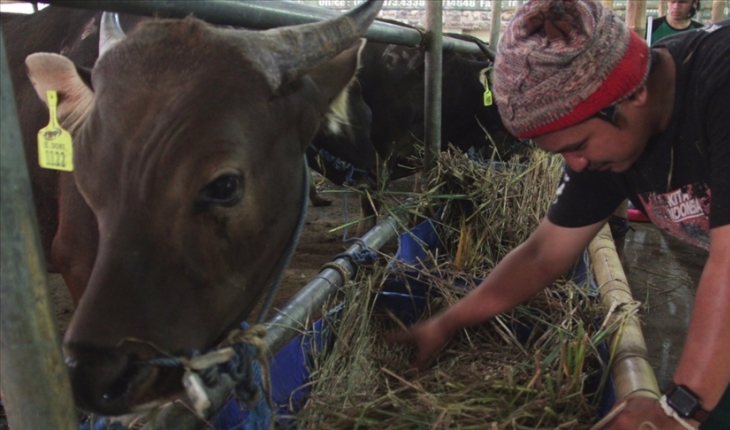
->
<box><xmin>25</xmin><ymin>53</ymin><xmax>95</xmax><ymax>134</ymax></box>
<box><xmin>308</xmin><ymin>39</ymin><xmax>365</xmax><ymax>115</ymax></box>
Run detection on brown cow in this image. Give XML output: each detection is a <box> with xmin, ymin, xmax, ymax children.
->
<box><xmin>2</xmin><ymin>0</ymin><xmax>382</xmax><ymax>415</ymax></box>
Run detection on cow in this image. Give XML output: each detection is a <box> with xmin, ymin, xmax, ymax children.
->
<box><xmin>305</xmin><ymin>40</ymin><xmax>517</xmax><ymax>232</ymax></box>
<box><xmin>1</xmin><ymin>0</ymin><xmax>383</xmax><ymax>416</ymax></box>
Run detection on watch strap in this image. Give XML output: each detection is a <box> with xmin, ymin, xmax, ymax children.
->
<box><xmin>663</xmin><ymin>382</ymin><xmax>712</xmax><ymax>422</ymax></box>
<box><xmin>660</xmin><ymin>396</ymin><xmax>699</xmax><ymax>430</ymax></box>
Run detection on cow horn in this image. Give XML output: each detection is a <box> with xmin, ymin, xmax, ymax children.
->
<box><xmin>99</xmin><ymin>12</ymin><xmax>125</xmax><ymax>58</ymax></box>
<box><xmin>245</xmin><ymin>0</ymin><xmax>383</xmax><ymax>90</ymax></box>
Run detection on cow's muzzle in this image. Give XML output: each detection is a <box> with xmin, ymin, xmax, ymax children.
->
<box><xmin>64</xmin><ymin>341</ymin><xmax>184</xmax><ymax>415</ymax></box>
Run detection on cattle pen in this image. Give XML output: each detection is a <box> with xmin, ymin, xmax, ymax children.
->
<box><xmin>0</xmin><ymin>1</ymin><xmax>666</xmax><ymax>429</ymax></box>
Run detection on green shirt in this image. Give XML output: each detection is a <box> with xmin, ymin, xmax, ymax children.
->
<box><xmin>649</xmin><ymin>16</ymin><xmax>704</xmax><ymax>45</ymax></box>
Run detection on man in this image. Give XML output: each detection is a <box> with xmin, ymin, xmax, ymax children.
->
<box><xmin>389</xmin><ymin>0</ymin><xmax>729</xmax><ymax>428</ymax></box>
<box><xmin>649</xmin><ymin>0</ymin><xmax>705</xmax><ymax>45</ymax></box>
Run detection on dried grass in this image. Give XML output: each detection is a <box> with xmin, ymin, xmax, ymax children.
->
<box><xmin>291</xmin><ymin>147</ymin><xmax>620</xmax><ymax>429</ymax></box>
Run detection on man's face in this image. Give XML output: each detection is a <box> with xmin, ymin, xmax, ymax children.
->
<box><xmin>668</xmin><ymin>0</ymin><xmax>694</xmax><ymax>20</ymax></box>
<box><xmin>533</xmin><ymin>100</ymin><xmax>654</xmax><ymax>173</ymax></box>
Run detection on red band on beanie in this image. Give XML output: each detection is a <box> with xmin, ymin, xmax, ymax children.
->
<box><xmin>517</xmin><ymin>30</ymin><xmax>650</xmax><ymax>139</ymax></box>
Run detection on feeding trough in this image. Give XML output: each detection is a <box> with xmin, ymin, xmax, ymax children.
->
<box><xmin>218</xmin><ymin>149</ymin><xmax>659</xmax><ymax>429</ymax></box>
<box><xmin>255</xmin><ymin>220</ymin><xmax>616</xmax><ymax>429</ymax></box>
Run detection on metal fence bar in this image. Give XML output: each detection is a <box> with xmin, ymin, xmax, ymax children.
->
<box><xmin>423</xmin><ymin>0</ymin><xmax>443</xmax><ymax>174</ymax></box>
<box><xmin>0</xmin><ymin>32</ymin><xmax>78</xmax><ymax>430</ymax></box>
<box><xmin>44</xmin><ymin>0</ymin><xmax>488</xmax><ymax>56</ymax></box>
<box><xmin>263</xmin><ymin>215</ymin><xmax>399</xmax><ymax>354</ymax></box>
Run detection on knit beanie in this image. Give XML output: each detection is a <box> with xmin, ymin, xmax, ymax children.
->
<box><xmin>493</xmin><ymin>0</ymin><xmax>650</xmax><ymax>139</ymax></box>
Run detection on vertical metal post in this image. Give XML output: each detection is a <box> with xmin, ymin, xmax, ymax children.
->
<box><xmin>0</xmin><ymin>33</ymin><xmax>78</xmax><ymax>430</ymax></box>
<box><xmin>424</xmin><ymin>0</ymin><xmax>443</xmax><ymax>173</ymax></box>
<box><xmin>646</xmin><ymin>16</ymin><xmax>654</xmax><ymax>44</ymax></box>
<box><xmin>490</xmin><ymin>0</ymin><xmax>502</xmax><ymax>49</ymax></box>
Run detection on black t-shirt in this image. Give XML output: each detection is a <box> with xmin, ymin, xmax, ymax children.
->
<box><xmin>547</xmin><ymin>19</ymin><xmax>730</xmax><ymax>250</ymax></box>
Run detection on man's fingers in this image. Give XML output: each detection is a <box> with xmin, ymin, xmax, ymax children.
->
<box><xmin>411</xmin><ymin>351</ymin><xmax>433</xmax><ymax>372</ymax></box>
<box><xmin>385</xmin><ymin>328</ymin><xmax>415</xmax><ymax>345</ymax></box>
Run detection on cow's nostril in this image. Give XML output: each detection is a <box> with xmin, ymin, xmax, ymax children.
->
<box><xmin>100</xmin><ymin>356</ymin><xmax>141</xmax><ymax>402</ymax></box>
<box><xmin>65</xmin><ymin>357</ymin><xmax>79</xmax><ymax>369</ymax></box>
<box><xmin>64</xmin><ymin>346</ymin><xmax>147</xmax><ymax>414</ymax></box>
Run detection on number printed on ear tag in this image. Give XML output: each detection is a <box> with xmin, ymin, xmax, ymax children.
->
<box><xmin>483</xmin><ymin>87</ymin><xmax>493</xmax><ymax>107</ymax></box>
<box><xmin>37</xmin><ymin>90</ymin><xmax>73</xmax><ymax>171</ymax></box>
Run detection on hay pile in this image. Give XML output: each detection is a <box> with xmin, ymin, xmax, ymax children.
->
<box><xmin>413</xmin><ymin>146</ymin><xmax>563</xmax><ymax>275</ymax></box>
<box><xmin>292</xmin><ymin>148</ymin><xmax>621</xmax><ymax>429</ymax></box>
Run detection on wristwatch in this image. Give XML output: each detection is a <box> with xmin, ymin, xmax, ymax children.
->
<box><xmin>663</xmin><ymin>382</ymin><xmax>711</xmax><ymax>422</ymax></box>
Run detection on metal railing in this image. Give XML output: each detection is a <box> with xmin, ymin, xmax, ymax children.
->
<box><xmin>45</xmin><ymin>0</ymin><xmax>492</xmax><ymax>56</ymax></box>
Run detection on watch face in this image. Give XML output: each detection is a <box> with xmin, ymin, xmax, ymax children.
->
<box><xmin>668</xmin><ymin>386</ymin><xmax>699</xmax><ymax>418</ymax></box>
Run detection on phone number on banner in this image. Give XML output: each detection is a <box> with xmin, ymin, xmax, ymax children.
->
<box><xmin>314</xmin><ymin>0</ymin><xmax>489</xmax><ymax>10</ymax></box>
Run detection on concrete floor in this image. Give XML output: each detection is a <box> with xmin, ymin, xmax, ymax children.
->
<box><xmin>621</xmin><ymin>222</ymin><xmax>708</xmax><ymax>389</ymax></box>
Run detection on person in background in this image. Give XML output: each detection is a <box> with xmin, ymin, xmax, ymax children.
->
<box><xmin>388</xmin><ymin>0</ymin><xmax>729</xmax><ymax>429</ymax></box>
<box><xmin>649</xmin><ymin>0</ymin><xmax>704</xmax><ymax>45</ymax></box>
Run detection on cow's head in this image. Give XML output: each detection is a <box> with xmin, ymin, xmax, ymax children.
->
<box><xmin>25</xmin><ymin>0</ymin><xmax>382</xmax><ymax>415</ymax></box>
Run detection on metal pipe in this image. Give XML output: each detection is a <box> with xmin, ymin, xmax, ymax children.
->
<box><xmin>45</xmin><ymin>0</ymin><xmax>487</xmax><ymax>56</ymax></box>
<box><xmin>0</xmin><ymin>33</ymin><xmax>78</xmax><ymax>430</ymax></box>
<box><xmin>263</xmin><ymin>215</ymin><xmax>398</xmax><ymax>353</ymax></box>
<box><xmin>423</xmin><ymin>0</ymin><xmax>443</xmax><ymax>174</ymax></box>
<box><xmin>490</xmin><ymin>0</ymin><xmax>502</xmax><ymax>48</ymax></box>
<box><xmin>141</xmin><ymin>215</ymin><xmax>399</xmax><ymax>429</ymax></box>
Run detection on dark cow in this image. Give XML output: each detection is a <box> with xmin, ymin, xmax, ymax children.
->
<box><xmin>2</xmin><ymin>0</ymin><xmax>382</xmax><ymax>415</ymax></box>
<box><xmin>306</xmin><ymin>40</ymin><xmax>516</xmax><ymax>229</ymax></box>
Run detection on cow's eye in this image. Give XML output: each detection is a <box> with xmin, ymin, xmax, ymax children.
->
<box><xmin>200</xmin><ymin>174</ymin><xmax>242</xmax><ymax>206</ymax></box>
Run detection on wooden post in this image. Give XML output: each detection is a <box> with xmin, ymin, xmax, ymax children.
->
<box><xmin>711</xmin><ymin>0</ymin><xmax>727</xmax><ymax>22</ymax></box>
<box><xmin>626</xmin><ymin>0</ymin><xmax>648</xmax><ymax>37</ymax></box>
<box><xmin>490</xmin><ymin>0</ymin><xmax>502</xmax><ymax>49</ymax></box>
<box><xmin>658</xmin><ymin>0</ymin><xmax>667</xmax><ymax>17</ymax></box>
<box><xmin>602</xmin><ymin>0</ymin><xmax>615</xmax><ymax>9</ymax></box>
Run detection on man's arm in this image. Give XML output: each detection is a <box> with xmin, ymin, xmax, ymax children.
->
<box><xmin>602</xmin><ymin>224</ymin><xmax>730</xmax><ymax>430</ymax></box>
<box><xmin>674</xmin><ymin>223</ymin><xmax>730</xmax><ymax>420</ymax></box>
<box><xmin>389</xmin><ymin>216</ymin><xmax>608</xmax><ymax>370</ymax></box>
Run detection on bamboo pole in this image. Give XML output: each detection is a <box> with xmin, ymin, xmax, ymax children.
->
<box><xmin>626</xmin><ymin>0</ymin><xmax>648</xmax><ymax>37</ymax></box>
<box><xmin>658</xmin><ymin>0</ymin><xmax>667</xmax><ymax>16</ymax></box>
<box><xmin>711</xmin><ymin>0</ymin><xmax>727</xmax><ymax>22</ymax></box>
<box><xmin>589</xmin><ymin>223</ymin><xmax>660</xmax><ymax>401</ymax></box>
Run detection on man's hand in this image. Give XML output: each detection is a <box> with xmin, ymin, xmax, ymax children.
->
<box><xmin>593</xmin><ymin>395</ymin><xmax>698</xmax><ymax>430</ymax></box>
<box><xmin>386</xmin><ymin>317</ymin><xmax>451</xmax><ymax>371</ymax></box>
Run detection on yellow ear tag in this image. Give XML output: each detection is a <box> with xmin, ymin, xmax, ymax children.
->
<box><xmin>37</xmin><ymin>90</ymin><xmax>73</xmax><ymax>171</ymax></box>
<box><xmin>483</xmin><ymin>86</ymin><xmax>493</xmax><ymax>107</ymax></box>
